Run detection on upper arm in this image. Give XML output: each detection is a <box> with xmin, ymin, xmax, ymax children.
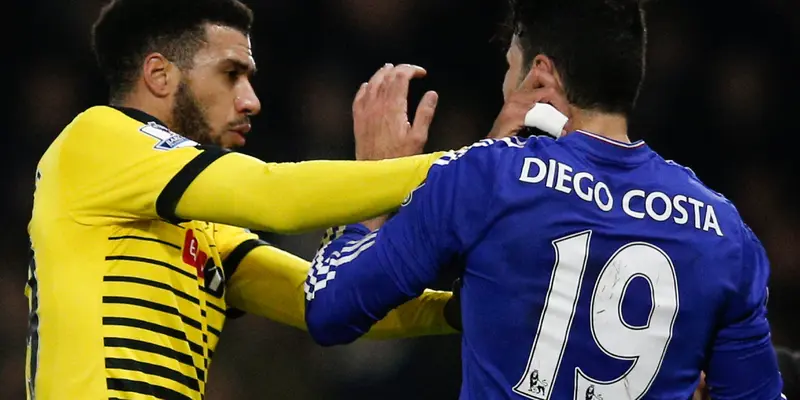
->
<box><xmin>304</xmin><ymin>139</ymin><xmax>510</xmax><ymax>344</ymax></box>
<box><xmin>307</xmin><ymin>139</ymin><xmax>501</xmax><ymax>300</ymax></box>
<box><xmin>62</xmin><ymin>111</ymin><xmax>227</xmax><ymax>224</ymax></box>
<box><xmin>706</xmin><ymin>223</ymin><xmax>783</xmax><ymax>399</ymax></box>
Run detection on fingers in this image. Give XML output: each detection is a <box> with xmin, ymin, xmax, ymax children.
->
<box><xmin>367</xmin><ymin>63</ymin><xmax>394</xmax><ymax>97</ymax></box>
<box><xmin>356</xmin><ymin>64</ymin><xmax>426</xmax><ymax>111</ymax></box>
<box><xmin>352</xmin><ymin>62</ymin><xmax>433</xmax><ymax>160</ymax></box>
<box><xmin>519</xmin><ymin>68</ymin><xmax>558</xmax><ymax>92</ymax></box>
<box><xmin>354</xmin><ymin>64</ymin><xmax>392</xmax><ymax>113</ymax></box>
<box><xmin>352</xmin><ymin>82</ymin><xmax>368</xmax><ymax>113</ymax></box>
<box><xmin>387</xmin><ymin>64</ymin><xmax>427</xmax><ymax>105</ymax></box>
<box><xmin>488</xmin><ymin>68</ymin><xmax>570</xmax><ymax>140</ymax></box>
<box><xmin>518</xmin><ymin>67</ymin><xmax>543</xmax><ymax>91</ymax></box>
<box><xmin>516</xmin><ymin>87</ymin><xmax>560</xmax><ymax>106</ymax></box>
<box><xmin>410</xmin><ymin>90</ymin><xmax>438</xmax><ymax>141</ymax></box>
<box><xmin>511</xmin><ymin>86</ymin><xmax>571</xmax><ymax>118</ymax></box>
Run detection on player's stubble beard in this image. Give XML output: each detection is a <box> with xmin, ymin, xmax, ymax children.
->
<box><xmin>172</xmin><ymin>79</ymin><xmax>214</xmax><ymax>146</ymax></box>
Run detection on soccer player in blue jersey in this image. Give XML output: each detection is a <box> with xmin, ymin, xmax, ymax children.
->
<box><xmin>303</xmin><ymin>0</ymin><xmax>785</xmax><ymax>399</ymax></box>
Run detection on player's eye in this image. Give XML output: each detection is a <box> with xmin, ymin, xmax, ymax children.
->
<box><xmin>226</xmin><ymin>70</ymin><xmax>239</xmax><ymax>81</ymax></box>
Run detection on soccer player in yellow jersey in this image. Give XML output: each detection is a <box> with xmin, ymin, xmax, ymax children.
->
<box><xmin>25</xmin><ymin>0</ymin><xmax>461</xmax><ymax>399</ymax></box>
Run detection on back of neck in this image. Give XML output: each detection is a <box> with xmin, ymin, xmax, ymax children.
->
<box><xmin>569</xmin><ymin>108</ymin><xmax>630</xmax><ymax>143</ymax></box>
<box><xmin>111</xmin><ymin>92</ymin><xmax>174</xmax><ymax>130</ymax></box>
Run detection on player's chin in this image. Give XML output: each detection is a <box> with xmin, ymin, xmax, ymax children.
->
<box><xmin>219</xmin><ymin>130</ymin><xmax>247</xmax><ymax>149</ymax></box>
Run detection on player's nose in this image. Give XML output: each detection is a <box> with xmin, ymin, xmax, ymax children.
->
<box><xmin>235</xmin><ymin>82</ymin><xmax>261</xmax><ymax>116</ymax></box>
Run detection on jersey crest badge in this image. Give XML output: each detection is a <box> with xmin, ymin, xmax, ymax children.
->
<box><xmin>401</xmin><ymin>182</ymin><xmax>426</xmax><ymax>207</ymax></box>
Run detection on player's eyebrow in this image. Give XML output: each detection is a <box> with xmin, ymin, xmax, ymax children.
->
<box><xmin>225</xmin><ymin>58</ymin><xmax>257</xmax><ymax>77</ymax></box>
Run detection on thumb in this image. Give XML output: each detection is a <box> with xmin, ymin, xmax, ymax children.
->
<box><xmin>410</xmin><ymin>90</ymin><xmax>439</xmax><ymax>139</ymax></box>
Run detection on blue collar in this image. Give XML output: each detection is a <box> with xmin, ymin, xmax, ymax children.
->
<box><xmin>559</xmin><ymin>130</ymin><xmax>655</xmax><ymax>166</ymax></box>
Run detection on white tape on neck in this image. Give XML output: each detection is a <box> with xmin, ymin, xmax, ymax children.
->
<box><xmin>523</xmin><ymin>103</ymin><xmax>568</xmax><ymax>138</ymax></box>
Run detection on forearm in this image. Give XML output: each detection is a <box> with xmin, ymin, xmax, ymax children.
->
<box><xmin>225</xmin><ymin>245</ymin><xmax>308</xmax><ymax>330</ymax></box>
<box><xmin>174</xmin><ymin>152</ymin><xmax>443</xmax><ymax>234</ymax></box>
<box><xmin>306</xmin><ymin>257</ymin><xmax>415</xmax><ymax>346</ymax></box>
<box><xmin>305</xmin><ymin>224</ymin><xmax>441</xmax><ymax>346</ymax></box>
<box><xmin>366</xmin><ymin>289</ymin><xmax>456</xmax><ymax>339</ymax></box>
<box><xmin>226</xmin><ymin>243</ymin><xmax>456</xmax><ymax>338</ymax></box>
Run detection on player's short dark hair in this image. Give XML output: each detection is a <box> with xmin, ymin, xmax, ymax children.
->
<box><xmin>92</xmin><ymin>0</ymin><xmax>254</xmax><ymax>101</ymax></box>
<box><xmin>507</xmin><ymin>0</ymin><xmax>647</xmax><ymax>115</ymax></box>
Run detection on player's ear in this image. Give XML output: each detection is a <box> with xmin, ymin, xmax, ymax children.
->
<box><xmin>141</xmin><ymin>53</ymin><xmax>177</xmax><ymax>98</ymax></box>
<box><xmin>531</xmin><ymin>54</ymin><xmax>555</xmax><ymax>74</ymax></box>
<box><xmin>532</xmin><ymin>54</ymin><xmax>566</xmax><ymax>93</ymax></box>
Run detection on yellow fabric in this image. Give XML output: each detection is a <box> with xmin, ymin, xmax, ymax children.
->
<box><xmin>26</xmin><ymin>105</ymin><xmax>450</xmax><ymax>400</ymax></box>
<box><xmin>176</xmin><ymin>151</ymin><xmax>443</xmax><ymax>234</ymax></box>
<box><xmin>222</xmin><ymin>236</ymin><xmax>456</xmax><ymax>337</ymax></box>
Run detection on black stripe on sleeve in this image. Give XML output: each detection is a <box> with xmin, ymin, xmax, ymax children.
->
<box><xmin>156</xmin><ymin>146</ymin><xmax>230</xmax><ymax>224</ymax></box>
<box><xmin>223</xmin><ymin>239</ymin><xmax>270</xmax><ymax>279</ymax></box>
<box><xmin>220</xmin><ymin>239</ymin><xmax>270</xmax><ymax>320</ymax></box>
<box><xmin>107</xmin><ymin>378</ymin><xmax>193</xmax><ymax>400</ymax></box>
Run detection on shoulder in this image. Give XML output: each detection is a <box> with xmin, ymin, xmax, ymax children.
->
<box><xmin>66</xmin><ymin>106</ymin><xmax>141</xmax><ymax>139</ymax></box>
<box><xmin>409</xmin><ymin>136</ymin><xmax>547</xmax><ymax>213</ymax></box>
<box><xmin>662</xmin><ymin>159</ymin><xmax>763</xmax><ymax>265</ymax></box>
<box><xmin>63</xmin><ymin>106</ymin><xmax>197</xmax><ymax>153</ymax></box>
<box><xmin>422</xmin><ymin>135</ymin><xmax>559</xmax><ymax>196</ymax></box>
<box><xmin>420</xmin><ymin>137</ymin><xmax>529</xmax><ymax>196</ymax></box>
<box><xmin>658</xmin><ymin>157</ymin><xmax>745</xmax><ymax>231</ymax></box>
<box><xmin>432</xmin><ymin>135</ymin><xmax>539</xmax><ymax>173</ymax></box>
<box><xmin>658</xmin><ymin>158</ymin><xmax>729</xmax><ymax>202</ymax></box>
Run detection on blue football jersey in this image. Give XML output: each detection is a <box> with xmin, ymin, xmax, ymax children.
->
<box><xmin>304</xmin><ymin>131</ymin><xmax>784</xmax><ymax>400</ymax></box>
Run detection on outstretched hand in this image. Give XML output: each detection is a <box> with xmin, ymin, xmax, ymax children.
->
<box><xmin>353</xmin><ymin>63</ymin><xmax>439</xmax><ymax>161</ymax></box>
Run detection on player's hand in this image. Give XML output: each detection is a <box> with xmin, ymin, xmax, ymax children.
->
<box><xmin>360</xmin><ymin>215</ymin><xmax>389</xmax><ymax>231</ymax></box>
<box><xmin>353</xmin><ymin>63</ymin><xmax>439</xmax><ymax>160</ymax></box>
<box><xmin>487</xmin><ymin>68</ymin><xmax>571</xmax><ymax>139</ymax></box>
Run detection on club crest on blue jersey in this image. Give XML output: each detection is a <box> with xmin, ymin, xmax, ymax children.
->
<box><xmin>139</xmin><ymin>122</ymin><xmax>198</xmax><ymax>151</ymax></box>
<box><xmin>401</xmin><ymin>182</ymin><xmax>426</xmax><ymax>207</ymax></box>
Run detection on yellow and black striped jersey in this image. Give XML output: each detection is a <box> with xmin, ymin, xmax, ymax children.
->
<box><xmin>26</xmin><ymin>106</ymin><xmax>454</xmax><ymax>399</ymax></box>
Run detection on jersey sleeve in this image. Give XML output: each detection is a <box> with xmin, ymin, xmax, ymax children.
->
<box><xmin>705</xmin><ymin>223</ymin><xmax>784</xmax><ymax>399</ymax></box>
<box><xmin>304</xmin><ymin>139</ymin><xmax>506</xmax><ymax>346</ymax></box>
<box><xmin>212</xmin><ymin>223</ymin><xmax>268</xmax><ymax>318</ymax></box>
<box><xmin>223</xmin><ymin>239</ymin><xmax>457</xmax><ymax>337</ymax></box>
<box><xmin>174</xmin><ymin>151</ymin><xmax>443</xmax><ymax>234</ymax></box>
<box><xmin>62</xmin><ymin>107</ymin><xmax>445</xmax><ymax>233</ymax></box>
<box><xmin>213</xmin><ymin>223</ymin><xmax>263</xmax><ymax>269</ymax></box>
<box><xmin>60</xmin><ymin>110</ymin><xmax>209</xmax><ymax>224</ymax></box>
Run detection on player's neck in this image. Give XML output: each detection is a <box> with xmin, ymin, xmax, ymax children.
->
<box><xmin>112</xmin><ymin>93</ymin><xmax>175</xmax><ymax>130</ymax></box>
<box><xmin>569</xmin><ymin>108</ymin><xmax>630</xmax><ymax>143</ymax></box>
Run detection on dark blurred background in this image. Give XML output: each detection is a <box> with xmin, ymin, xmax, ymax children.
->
<box><xmin>3</xmin><ymin>0</ymin><xmax>799</xmax><ymax>398</ymax></box>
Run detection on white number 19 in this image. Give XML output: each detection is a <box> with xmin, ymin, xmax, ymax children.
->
<box><xmin>512</xmin><ymin>231</ymin><xmax>679</xmax><ymax>400</ymax></box>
